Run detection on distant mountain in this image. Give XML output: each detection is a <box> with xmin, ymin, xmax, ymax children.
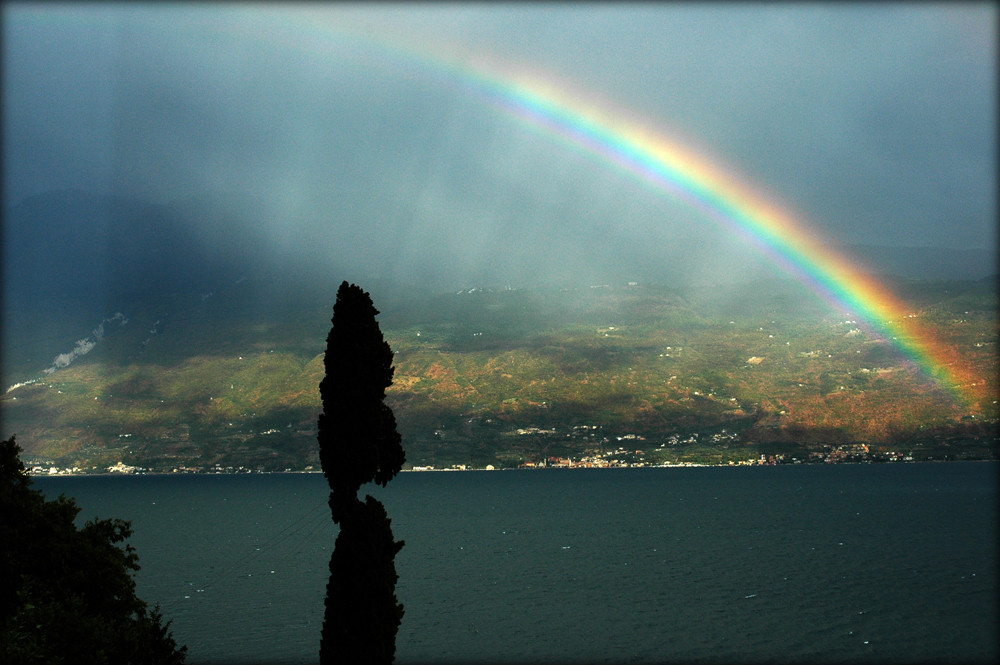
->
<box><xmin>4</xmin><ymin>190</ymin><xmax>992</xmax><ymax>312</ymax></box>
<box><xmin>0</xmin><ymin>275</ymin><xmax>995</xmax><ymax>472</ymax></box>
<box><xmin>833</xmin><ymin>244</ymin><xmax>996</xmax><ymax>282</ymax></box>
<box><xmin>2</xmin><ymin>190</ymin><xmax>995</xmax><ymax>471</ymax></box>
<box><xmin>590</xmin><ymin>236</ymin><xmax>997</xmax><ymax>288</ymax></box>
<box><xmin>2</xmin><ymin>190</ymin><xmax>263</xmax><ymax>311</ymax></box>
<box><xmin>3</xmin><ymin>189</ymin><xmax>993</xmax><ymax>383</ymax></box>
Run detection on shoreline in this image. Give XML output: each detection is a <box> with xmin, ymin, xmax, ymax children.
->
<box><xmin>28</xmin><ymin>457</ymin><xmax>998</xmax><ymax>478</ymax></box>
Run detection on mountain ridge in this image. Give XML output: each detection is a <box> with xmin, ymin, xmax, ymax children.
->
<box><xmin>2</xmin><ymin>191</ymin><xmax>996</xmax><ymax>470</ymax></box>
<box><xmin>2</xmin><ymin>277</ymin><xmax>995</xmax><ymax>471</ymax></box>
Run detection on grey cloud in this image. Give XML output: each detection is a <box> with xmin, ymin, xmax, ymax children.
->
<box><xmin>3</xmin><ymin>3</ymin><xmax>995</xmax><ymax>294</ymax></box>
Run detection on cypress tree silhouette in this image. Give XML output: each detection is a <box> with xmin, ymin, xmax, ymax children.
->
<box><xmin>318</xmin><ymin>282</ymin><xmax>405</xmax><ymax>664</ymax></box>
<box><xmin>319</xmin><ymin>282</ymin><xmax>405</xmax><ymax>519</ymax></box>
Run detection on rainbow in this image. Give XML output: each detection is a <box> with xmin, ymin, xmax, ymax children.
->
<box><xmin>265</xmin><ymin>14</ymin><xmax>981</xmax><ymax>406</ymax></box>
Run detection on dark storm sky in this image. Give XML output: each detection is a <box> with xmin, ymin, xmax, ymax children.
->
<box><xmin>3</xmin><ymin>3</ymin><xmax>995</xmax><ymax>288</ymax></box>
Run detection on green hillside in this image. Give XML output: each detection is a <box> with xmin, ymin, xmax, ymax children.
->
<box><xmin>2</xmin><ymin>278</ymin><xmax>996</xmax><ymax>471</ymax></box>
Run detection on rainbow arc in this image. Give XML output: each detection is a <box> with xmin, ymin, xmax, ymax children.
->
<box><xmin>253</xmin><ymin>15</ymin><xmax>985</xmax><ymax>406</ymax></box>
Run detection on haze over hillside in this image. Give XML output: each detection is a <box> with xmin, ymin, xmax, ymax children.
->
<box><xmin>4</xmin><ymin>189</ymin><xmax>994</xmax><ymax>306</ymax></box>
<box><xmin>3</xmin><ymin>189</ymin><xmax>995</xmax><ymax>386</ymax></box>
<box><xmin>6</xmin><ymin>4</ymin><xmax>994</xmax><ymax>417</ymax></box>
<box><xmin>2</xmin><ymin>190</ymin><xmax>996</xmax><ymax>471</ymax></box>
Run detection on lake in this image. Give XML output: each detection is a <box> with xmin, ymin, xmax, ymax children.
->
<box><xmin>37</xmin><ymin>462</ymin><xmax>998</xmax><ymax>664</ymax></box>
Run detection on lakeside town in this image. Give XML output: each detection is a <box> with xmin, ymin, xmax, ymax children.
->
<box><xmin>22</xmin><ymin>398</ymin><xmax>993</xmax><ymax>477</ymax></box>
<box><xmin>412</xmin><ymin>442</ymin><xmax>917</xmax><ymax>471</ymax></box>
<box><xmin>27</xmin><ymin>438</ymin><xmax>931</xmax><ymax>476</ymax></box>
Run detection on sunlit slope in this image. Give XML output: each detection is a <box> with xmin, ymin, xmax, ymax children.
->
<box><xmin>1</xmin><ymin>279</ymin><xmax>996</xmax><ymax>470</ymax></box>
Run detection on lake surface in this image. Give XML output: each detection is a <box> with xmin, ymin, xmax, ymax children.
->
<box><xmin>38</xmin><ymin>463</ymin><xmax>998</xmax><ymax>664</ymax></box>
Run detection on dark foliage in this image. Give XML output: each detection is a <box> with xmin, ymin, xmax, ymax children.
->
<box><xmin>318</xmin><ymin>281</ymin><xmax>405</xmax><ymax>519</ymax></box>
<box><xmin>0</xmin><ymin>436</ymin><xmax>186</xmax><ymax>664</ymax></box>
<box><xmin>317</xmin><ymin>282</ymin><xmax>406</xmax><ymax>664</ymax></box>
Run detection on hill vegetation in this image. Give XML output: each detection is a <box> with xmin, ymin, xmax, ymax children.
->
<box><xmin>2</xmin><ymin>275</ymin><xmax>995</xmax><ymax>471</ymax></box>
